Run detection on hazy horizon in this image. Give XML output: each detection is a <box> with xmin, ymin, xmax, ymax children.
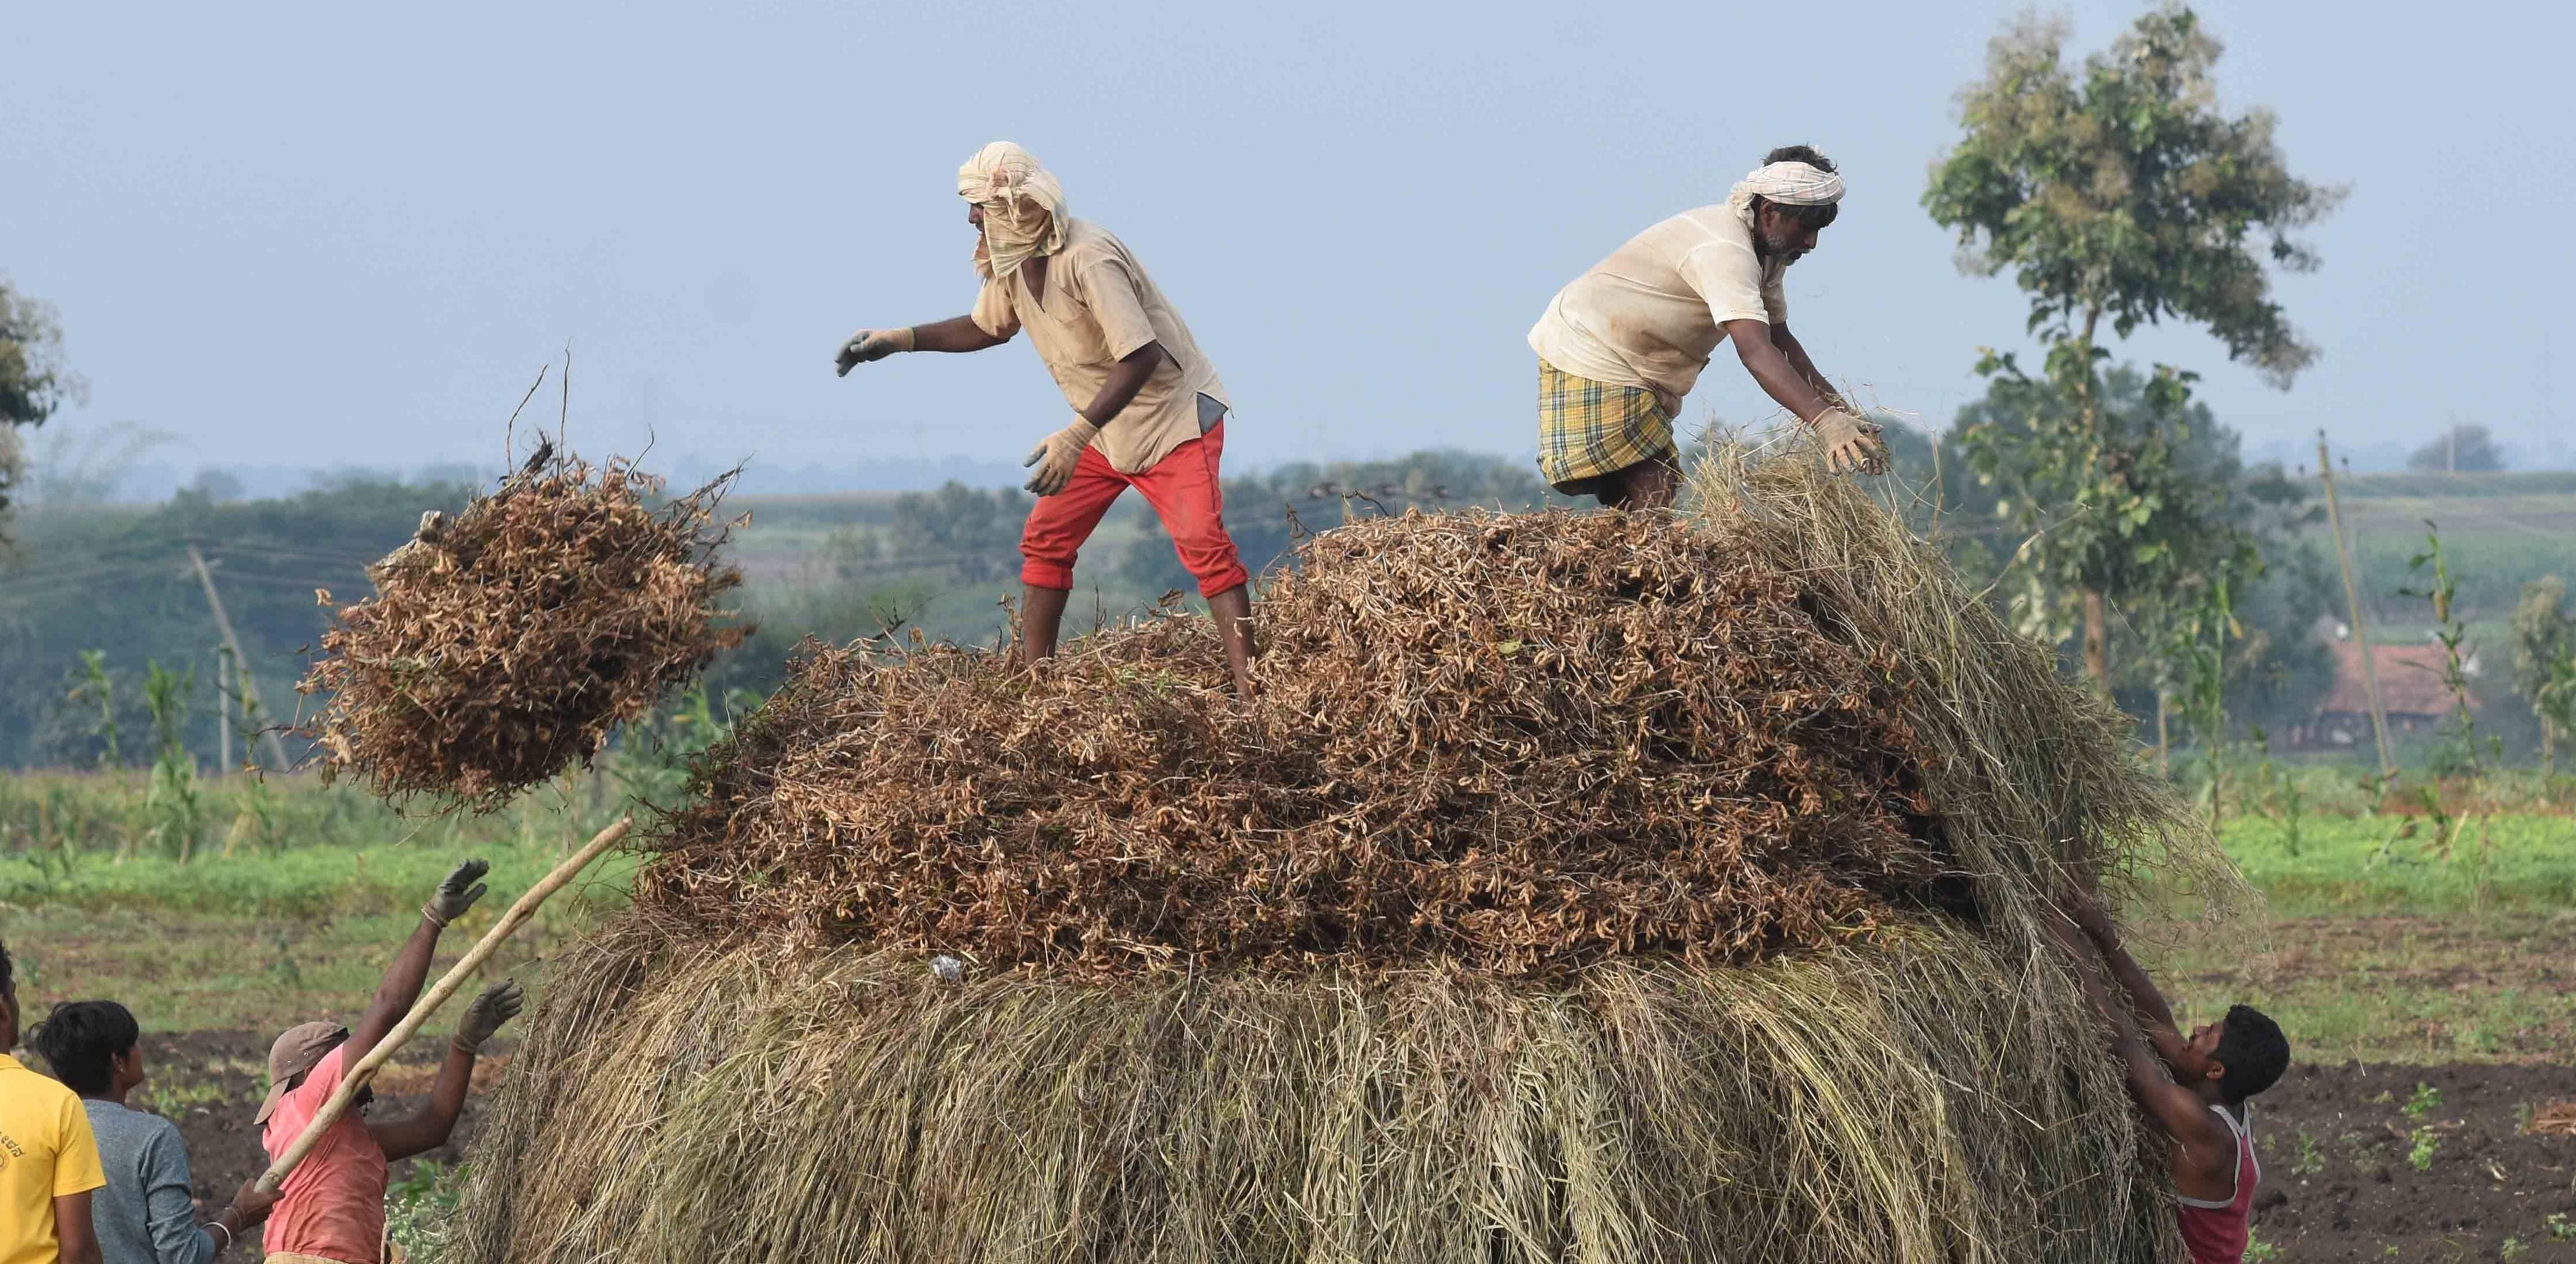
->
<box><xmin>7</xmin><ymin>0</ymin><xmax>2570</xmax><ymax>489</ymax></box>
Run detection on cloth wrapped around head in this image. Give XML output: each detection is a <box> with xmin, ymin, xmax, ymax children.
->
<box><xmin>959</xmin><ymin>141</ymin><xmax>1069</xmax><ymax>280</ymax></box>
<box><xmin>1725</xmin><ymin>161</ymin><xmax>1846</xmax><ymax>227</ymax></box>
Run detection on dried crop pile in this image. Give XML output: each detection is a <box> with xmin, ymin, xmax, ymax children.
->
<box><xmin>300</xmin><ymin>453</ymin><xmax>747</xmax><ymax>808</ymax></box>
<box><xmin>644</xmin><ymin>509</ymin><xmax>1947</xmax><ymax>972</ymax></box>
<box><xmin>453</xmin><ymin>450</ymin><xmax>2245</xmax><ymax>1264</ymax></box>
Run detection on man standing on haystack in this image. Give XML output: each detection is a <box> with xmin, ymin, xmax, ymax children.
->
<box><xmin>833</xmin><ymin>142</ymin><xmax>1256</xmax><ymax>702</ymax></box>
<box><xmin>1527</xmin><ymin>145</ymin><xmax>1889</xmax><ymax>509</ymax></box>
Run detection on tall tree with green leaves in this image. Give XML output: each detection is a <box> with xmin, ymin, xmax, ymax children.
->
<box><xmin>1924</xmin><ymin>6</ymin><xmax>2341</xmax><ymax>687</ymax></box>
<box><xmin>1</xmin><ymin>276</ymin><xmax>88</xmax><ymax>528</ymax></box>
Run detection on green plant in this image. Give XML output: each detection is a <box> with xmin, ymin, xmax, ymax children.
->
<box><xmin>2406</xmin><ymin>1125</ymin><xmax>2438</xmax><ymax>1170</ymax></box>
<box><xmin>2501</xmin><ymin>1237</ymin><xmax>2527</xmax><ymax>1262</ymax></box>
<box><xmin>2402</xmin><ymin>1082</ymin><xmax>2441</xmax><ymax>1120</ymax></box>
<box><xmin>2244</xmin><ymin>1231</ymin><xmax>2282</xmax><ymax>1261</ymax></box>
<box><xmin>2402</xmin><ymin>523</ymin><xmax>2500</xmax><ymax>782</ymax></box>
<box><xmin>135</xmin><ymin>1073</ymin><xmax>234</xmax><ymax>1118</ymax></box>
<box><xmin>71</xmin><ymin>650</ymin><xmax>122</xmax><ymax>768</ymax></box>
<box><xmin>138</xmin><ymin>661</ymin><xmax>204</xmax><ymax>862</ymax></box>
<box><xmin>2249</xmin><ymin>728</ymin><xmax>2306</xmax><ymax>857</ymax></box>
<box><xmin>2512</xmin><ymin>577</ymin><xmax>2576</xmax><ymax>769</ymax></box>
<box><xmin>2289</xmin><ymin>1129</ymin><xmax>2326</xmax><ymax>1176</ymax></box>
<box><xmin>386</xmin><ymin>1159</ymin><xmax>468</xmax><ymax>1262</ymax></box>
<box><xmin>2547</xmin><ymin>1212</ymin><xmax>2573</xmax><ymax>1241</ymax></box>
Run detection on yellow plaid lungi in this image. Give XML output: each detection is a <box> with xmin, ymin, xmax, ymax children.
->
<box><xmin>1534</xmin><ymin>358</ymin><xmax>1675</xmax><ymax>489</ymax></box>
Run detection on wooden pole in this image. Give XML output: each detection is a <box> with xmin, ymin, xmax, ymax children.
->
<box><xmin>2315</xmin><ymin>432</ymin><xmax>2396</xmax><ymax>779</ymax></box>
<box><xmin>186</xmin><ymin>543</ymin><xmax>293</xmax><ymax>771</ymax></box>
<box><xmin>214</xmin><ymin>650</ymin><xmax>231</xmax><ymax>777</ymax></box>
<box><xmin>254</xmin><ymin>817</ymin><xmax>631</xmax><ymax>1195</ymax></box>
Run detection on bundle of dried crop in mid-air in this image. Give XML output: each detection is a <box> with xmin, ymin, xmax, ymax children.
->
<box><xmin>299</xmin><ymin>447</ymin><xmax>749</xmax><ymax>809</ymax></box>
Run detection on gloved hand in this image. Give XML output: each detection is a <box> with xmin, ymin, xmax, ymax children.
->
<box><xmin>453</xmin><ymin>978</ymin><xmax>526</xmax><ymax>1050</ymax></box>
<box><xmin>422</xmin><ymin>859</ymin><xmax>490</xmax><ymax>928</ymax></box>
<box><xmin>1021</xmin><ymin>416</ymin><xmax>1101</xmax><ymax>496</ymax></box>
<box><xmin>1810</xmin><ymin>407</ymin><xmax>1889</xmax><ymax>475</ymax></box>
<box><xmin>833</xmin><ymin>326</ymin><xmax>915</xmax><ymax>377</ymax></box>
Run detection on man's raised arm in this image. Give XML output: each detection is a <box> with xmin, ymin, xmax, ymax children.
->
<box><xmin>2043</xmin><ymin>911</ymin><xmax>2229</xmax><ymax>1147</ymax></box>
<box><xmin>346</xmin><ymin>860</ymin><xmax>488</xmax><ymax>1065</ymax></box>
<box><xmin>2061</xmin><ymin>885</ymin><xmax>2189</xmax><ymax>1065</ymax></box>
<box><xmin>369</xmin><ymin>979</ymin><xmax>522</xmax><ymax>1162</ymax></box>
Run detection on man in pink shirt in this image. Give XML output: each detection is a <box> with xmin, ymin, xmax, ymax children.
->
<box><xmin>252</xmin><ymin>862</ymin><xmax>524</xmax><ymax>1264</ymax></box>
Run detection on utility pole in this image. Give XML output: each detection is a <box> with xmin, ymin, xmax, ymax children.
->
<box><xmin>214</xmin><ymin>650</ymin><xmax>232</xmax><ymax>775</ymax></box>
<box><xmin>188</xmin><ymin>543</ymin><xmax>294</xmax><ymax>771</ymax></box>
<box><xmin>2316</xmin><ymin>432</ymin><xmax>2396</xmax><ymax>779</ymax></box>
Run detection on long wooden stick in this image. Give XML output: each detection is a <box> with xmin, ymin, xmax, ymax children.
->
<box><xmin>255</xmin><ymin>817</ymin><xmax>632</xmax><ymax>1194</ymax></box>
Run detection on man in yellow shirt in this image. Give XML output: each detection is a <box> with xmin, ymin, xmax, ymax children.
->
<box><xmin>0</xmin><ymin>940</ymin><xmax>106</xmax><ymax>1264</ymax></box>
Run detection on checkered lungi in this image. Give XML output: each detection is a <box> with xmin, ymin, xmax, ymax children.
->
<box><xmin>1534</xmin><ymin>357</ymin><xmax>1675</xmax><ymax>490</ymax></box>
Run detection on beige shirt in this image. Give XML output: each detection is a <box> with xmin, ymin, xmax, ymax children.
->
<box><xmin>1526</xmin><ymin>206</ymin><xmax>1789</xmax><ymax>409</ymax></box>
<box><xmin>970</xmin><ymin>219</ymin><xmax>1230</xmax><ymax>474</ymax></box>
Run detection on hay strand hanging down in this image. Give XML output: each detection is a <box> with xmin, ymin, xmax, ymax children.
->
<box><xmin>299</xmin><ymin>452</ymin><xmax>749</xmax><ymax>810</ymax></box>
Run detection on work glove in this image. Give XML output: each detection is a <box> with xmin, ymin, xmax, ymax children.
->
<box><xmin>833</xmin><ymin>325</ymin><xmax>915</xmax><ymax>376</ymax></box>
<box><xmin>422</xmin><ymin>858</ymin><xmax>490</xmax><ymax>928</ymax></box>
<box><xmin>453</xmin><ymin>978</ymin><xmax>526</xmax><ymax>1050</ymax></box>
<box><xmin>1810</xmin><ymin>407</ymin><xmax>1889</xmax><ymax>475</ymax></box>
<box><xmin>1021</xmin><ymin>416</ymin><xmax>1100</xmax><ymax>496</ymax></box>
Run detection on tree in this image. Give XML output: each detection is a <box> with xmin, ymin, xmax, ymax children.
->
<box><xmin>1</xmin><ymin>277</ymin><xmax>88</xmax><ymax>525</ymax></box>
<box><xmin>2406</xmin><ymin>424</ymin><xmax>2505</xmax><ymax>473</ymax></box>
<box><xmin>1951</xmin><ymin>359</ymin><xmax>2303</xmax><ymax>704</ymax></box>
<box><xmin>1923</xmin><ymin>6</ymin><xmax>2342</xmax><ymax>687</ymax></box>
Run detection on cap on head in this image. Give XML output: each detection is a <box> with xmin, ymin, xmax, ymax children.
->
<box><xmin>256</xmin><ymin>1021</ymin><xmax>348</xmax><ymax>1125</ymax></box>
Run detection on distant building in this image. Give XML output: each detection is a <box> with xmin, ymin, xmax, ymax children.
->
<box><xmin>2307</xmin><ymin>640</ymin><xmax>2480</xmax><ymax>748</ymax></box>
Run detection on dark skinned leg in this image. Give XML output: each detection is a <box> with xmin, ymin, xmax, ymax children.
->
<box><xmin>1019</xmin><ymin>583</ymin><xmax>1072</xmax><ymax>665</ymax></box>
<box><xmin>1206</xmin><ymin>583</ymin><xmax>1257</xmax><ymax>702</ymax></box>
<box><xmin>1612</xmin><ymin>457</ymin><xmax>1680</xmax><ymax>510</ymax></box>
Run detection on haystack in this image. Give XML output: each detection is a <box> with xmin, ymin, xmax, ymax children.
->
<box><xmin>299</xmin><ymin>449</ymin><xmax>748</xmax><ymax>809</ymax></box>
<box><xmin>453</xmin><ymin>452</ymin><xmax>2241</xmax><ymax>1264</ymax></box>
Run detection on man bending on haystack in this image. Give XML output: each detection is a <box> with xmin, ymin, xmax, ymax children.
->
<box><xmin>1527</xmin><ymin>144</ymin><xmax>1887</xmax><ymax>509</ymax></box>
<box><xmin>833</xmin><ymin>141</ymin><xmax>1256</xmax><ymax>701</ymax></box>
<box><xmin>253</xmin><ymin>861</ymin><xmax>523</xmax><ymax>1264</ymax></box>
<box><xmin>2048</xmin><ymin>886</ymin><xmax>2289</xmax><ymax>1264</ymax></box>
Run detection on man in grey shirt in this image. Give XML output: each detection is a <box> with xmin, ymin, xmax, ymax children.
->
<box><xmin>30</xmin><ymin>1001</ymin><xmax>273</xmax><ymax>1263</ymax></box>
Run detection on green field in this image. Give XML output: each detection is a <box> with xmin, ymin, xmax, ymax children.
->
<box><xmin>5</xmin><ymin>767</ymin><xmax>2570</xmax><ymax>1066</ymax></box>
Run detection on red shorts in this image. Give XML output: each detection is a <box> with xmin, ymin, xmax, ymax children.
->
<box><xmin>1020</xmin><ymin>421</ymin><xmax>1249</xmax><ymax>598</ymax></box>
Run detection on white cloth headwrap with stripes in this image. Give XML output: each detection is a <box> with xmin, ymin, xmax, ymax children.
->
<box><xmin>1725</xmin><ymin>161</ymin><xmax>1846</xmax><ymax>227</ymax></box>
<box><xmin>959</xmin><ymin>141</ymin><xmax>1069</xmax><ymax>280</ymax></box>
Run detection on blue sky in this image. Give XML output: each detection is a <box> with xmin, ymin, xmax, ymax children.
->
<box><xmin>6</xmin><ymin>0</ymin><xmax>2570</xmax><ymax>485</ymax></box>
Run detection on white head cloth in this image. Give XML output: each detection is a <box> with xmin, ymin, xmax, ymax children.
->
<box><xmin>1725</xmin><ymin>161</ymin><xmax>1846</xmax><ymax>227</ymax></box>
<box><xmin>958</xmin><ymin>141</ymin><xmax>1069</xmax><ymax>280</ymax></box>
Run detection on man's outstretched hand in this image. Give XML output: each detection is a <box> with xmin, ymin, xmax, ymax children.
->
<box><xmin>454</xmin><ymin>979</ymin><xmax>525</xmax><ymax>1050</ymax></box>
<box><xmin>1810</xmin><ymin>407</ymin><xmax>1889</xmax><ymax>475</ymax></box>
<box><xmin>834</xmin><ymin>327</ymin><xmax>915</xmax><ymax>376</ymax></box>
<box><xmin>423</xmin><ymin>859</ymin><xmax>490</xmax><ymax>929</ymax></box>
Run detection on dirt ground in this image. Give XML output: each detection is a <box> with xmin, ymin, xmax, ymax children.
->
<box><xmin>126</xmin><ymin>1026</ymin><xmax>2570</xmax><ymax>1262</ymax></box>
<box><xmin>2254</xmin><ymin>1060</ymin><xmax>2576</xmax><ymax>1261</ymax></box>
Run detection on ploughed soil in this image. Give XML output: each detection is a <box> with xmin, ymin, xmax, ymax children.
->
<box><xmin>2253</xmin><ymin>1060</ymin><xmax>2576</xmax><ymax>1261</ymax></box>
<box><xmin>130</xmin><ymin>1033</ymin><xmax>2576</xmax><ymax>1260</ymax></box>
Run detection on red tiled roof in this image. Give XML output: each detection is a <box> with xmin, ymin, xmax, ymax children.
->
<box><xmin>2317</xmin><ymin>640</ymin><xmax>2480</xmax><ymax>717</ymax></box>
